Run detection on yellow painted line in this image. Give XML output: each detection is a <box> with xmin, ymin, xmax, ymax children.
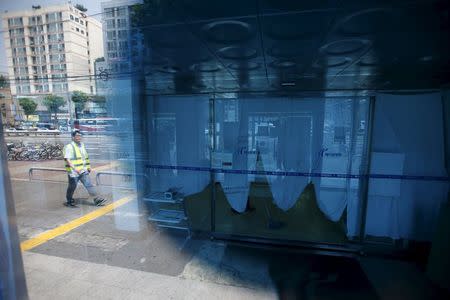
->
<box><xmin>11</xmin><ymin>178</ymin><xmax>30</xmax><ymax>182</ymax></box>
<box><xmin>20</xmin><ymin>195</ymin><xmax>135</xmax><ymax>252</ymax></box>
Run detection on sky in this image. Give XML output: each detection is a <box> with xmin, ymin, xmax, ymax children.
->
<box><xmin>0</xmin><ymin>0</ymin><xmax>103</xmax><ymax>74</ymax></box>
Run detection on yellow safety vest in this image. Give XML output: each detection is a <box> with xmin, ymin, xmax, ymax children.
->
<box><xmin>64</xmin><ymin>142</ymin><xmax>90</xmax><ymax>173</ymax></box>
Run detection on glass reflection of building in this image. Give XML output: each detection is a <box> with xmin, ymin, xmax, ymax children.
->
<box><xmin>107</xmin><ymin>0</ymin><xmax>449</xmax><ymax>252</ymax></box>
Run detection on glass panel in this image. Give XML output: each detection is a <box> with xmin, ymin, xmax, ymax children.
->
<box><xmin>145</xmin><ymin>95</ymin><xmax>212</xmax><ymax>232</ymax></box>
<box><xmin>213</xmin><ymin>95</ymin><xmax>370</xmax><ymax>243</ymax></box>
<box><xmin>365</xmin><ymin>93</ymin><xmax>449</xmax><ymax>243</ymax></box>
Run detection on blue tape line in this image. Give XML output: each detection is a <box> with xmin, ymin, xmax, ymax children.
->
<box><xmin>145</xmin><ymin>164</ymin><xmax>450</xmax><ymax>182</ymax></box>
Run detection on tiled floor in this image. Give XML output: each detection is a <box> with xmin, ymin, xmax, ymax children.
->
<box><xmin>23</xmin><ymin>251</ymin><xmax>277</xmax><ymax>300</ymax></box>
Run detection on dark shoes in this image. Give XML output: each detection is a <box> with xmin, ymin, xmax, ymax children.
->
<box><xmin>94</xmin><ymin>197</ymin><xmax>107</xmax><ymax>206</ymax></box>
<box><xmin>64</xmin><ymin>201</ymin><xmax>78</xmax><ymax>208</ymax></box>
<box><xmin>65</xmin><ymin>198</ymin><xmax>106</xmax><ymax>207</ymax></box>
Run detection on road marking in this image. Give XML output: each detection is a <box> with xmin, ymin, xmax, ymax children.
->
<box><xmin>20</xmin><ymin>195</ymin><xmax>135</xmax><ymax>252</ymax></box>
<box><xmin>11</xmin><ymin>178</ymin><xmax>30</xmax><ymax>182</ymax></box>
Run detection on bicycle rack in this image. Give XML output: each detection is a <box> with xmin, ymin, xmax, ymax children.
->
<box><xmin>28</xmin><ymin>167</ymin><xmax>67</xmax><ymax>181</ymax></box>
<box><xmin>95</xmin><ymin>171</ymin><xmax>150</xmax><ymax>189</ymax></box>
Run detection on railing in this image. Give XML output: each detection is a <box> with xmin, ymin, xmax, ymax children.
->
<box><xmin>5</xmin><ymin>129</ymin><xmax>61</xmax><ymax>136</ymax></box>
<box><xmin>29</xmin><ymin>167</ymin><xmax>66</xmax><ymax>181</ymax></box>
<box><xmin>96</xmin><ymin>171</ymin><xmax>149</xmax><ymax>189</ymax></box>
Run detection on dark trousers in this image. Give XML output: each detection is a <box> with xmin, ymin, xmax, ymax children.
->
<box><xmin>66</xmin><ymin>173</ymin><xmax>97</xmax><ymax>203</ymax></box>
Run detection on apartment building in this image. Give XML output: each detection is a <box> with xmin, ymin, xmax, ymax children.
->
<box><xmin>0</xmin><ymin>75</ymin><xmax>16</xmax><ymax>126</ymax></box>
<box><xmin>101</xmin><ymin>0</ymin><xmax>144</xmax><ymax>74</ymax></box>
<box><xmin>2</xmin><ymin>4</ymin><xmax>104</xmax><ymax>97</ymax></box>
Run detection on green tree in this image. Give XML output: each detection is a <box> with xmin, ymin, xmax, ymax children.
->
<box><xmin>75</xmin><ymin>4</ymin><xmax>88</xmax><ymax>12</ymax></box>
<box><xmin>90</xmin><ymin>95</ymin><xmax>107</xmax><ymax>112</ymax></box>
<box><xmin>19</xmin><ymin>98</ymin><xmax>37</xmax><ymax>121</ymax></box>
<box><xmin>0</xmin><ymin>75</ymin><xmax>9</xmax><ymax>89</ymax></box>
<box><xmin>71</xmin><ymin>90</ymin><xmax>89</xmax><ymax>119</ymax></box>
<box><xmin>43</xmin><ymin>94</ymin><xmax>65</xmax><ymax>125</ymax></box>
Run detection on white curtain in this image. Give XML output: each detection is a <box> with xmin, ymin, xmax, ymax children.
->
<box><xmin>149</xmin><ymin>96</ymin><xmax>210</xmax><ymax>196</ymax></box>
<box><xmin>366</xmin><ymin>93</ymin><xmax>449</xmax><ymax>241</ymax></box>
<box><xmin>217</xmin><ymin>97</ymin><xmax>324</xmax><ymax>213</ymax></box>
<box><xmin>216</xmin><ymin>100</ymin><xmax>254</xmax><ymax>212</ymax></box>
<box><xmin>263</xmin><ymin>114</ymin><xmax>311</xmax><ymax>211</ymax></box>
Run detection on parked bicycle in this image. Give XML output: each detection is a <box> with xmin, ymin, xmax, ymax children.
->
<box><xmin>7</xmin><ymin>142</ymin><xmax>64</xmax><ymax>161</ymax></box>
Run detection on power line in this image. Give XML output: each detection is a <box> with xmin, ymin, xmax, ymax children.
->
<box><xmin>2</xmin><ymin>68</ymin><xmax>143</xmax><ymax>82</ymax></box>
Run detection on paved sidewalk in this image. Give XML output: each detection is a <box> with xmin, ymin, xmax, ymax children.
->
<box><xmin>22</xmin><ymin>251</ymin><xmax>277</xmax><ymax>300</ymax></box>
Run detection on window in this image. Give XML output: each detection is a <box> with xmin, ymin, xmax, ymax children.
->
<box><xmin>46</xmin><ymin>12</ymin><xmax>62</xmax><ymax>23</ymax></box>
<box><xmin>107</xmin><ymin>31</ymin><xmax>116</xmax><ymax>39</ymax></box>
<box><xmin>16</xmin><ymin>75</ymin><xmax>29</xmax><ymax>82</ymax></box>
<box><xmin>47</xmin><ymin>33</ymin><xmax>64</xmax><ymax>42</ymax></box>
<box><xmin>49</xmin><ymin>44</ymin><xmax>64</xmax><ymax>53</ymax></box>
<box><xmin>47</xmin><ymin>22</ymin><xmax>63</xmax><ymax>32</ymax></box>
<box><xmin>118</xmin><ymin>30</ymin><xmax>127</xmax><ymax>39</ymax></box>
<box><xmin>70</xmin><ymin>15</ymin><xmax>74</xmax><ymax>20</ymax></box>
<box><xmin>29</xmin><ymin>25</ymin><xmax>44</xmax><ymax>35</ymax></box>
<box><xmin>119</xmin><ymin>41</ymin><xmax>128</xmax><ymax>50</ymax></box>
<box><xmin>51</xmin><ymin>64</ymin><xmax>66</xmax><ymax>72</ymax></box>
<box><xmin>52</xmin><ymin>83</ymin><xmax>68</xmax><ymax>92</ymax></box>
<box><xmin>13</xmin><ymin>47</ymin><xmax>27</xmax><ymax>56</ymax></box>
<box><xmin>104</xmin><ymin>8</ymin><xmax>114</xmax><ymax>18</ymax></box>
<box><xmin>52</xmin><ymin>73</ymin><xmax>67</xmax><ymax>79</ymax></box>
<box><xmin>14</xmin><ymin>57</ymin><xmax>27</xmax><ymax>66</ymax></box>
<box><xmin>28</xmin><ymin>16</ymin><xmax>42</xmax><ymax>25</ymax></box>
<box><xmin>106</xmin><ymin>19</ymin><xmax>115</xmax><ymax>29</ymax></box>
<box><xmin>30</xmin><ymin>46</ymin><xmax>45</xmax><ymax>55</ymax></box>
<box><xmin>8</xmin><ymin>17</ymin><xmax>23</xmax><ymax>27</ymax></box>
<box><xmin>50</xmin><ymin>54</ymin><xmax>65</xmax><ymax>63</ymax></box>
<box><xmin>108</xmin><ymin>52</ymin><xmax>117</xmax><ymax>59</ymax></box>
<box><xmin>117</xmin><ymin>19</ymin><xmax>127</xmax><ymax>28</ymax></box>
<box><xmin>80</xmin><ymin>30</ymin><xmax>84</xmax><ymax>35</ymax></box>
<box><xmin>17</xmin><ymin>85</ymin><xmax>31</xmax><ymax>94</ymax></box>
<box><xmin>75</xmin><ymin>17</ymin><xmax>79</xmax><ymax>23</ymax></box>
<box><xmin>76</xmin><ymin>27</ymin><xmax>80</xmax><ymax>32</ymax></box>
<box><xmin>107</xmin><ymin>41</ymin><xmax>117</xmax><ymax>51</ymax></box>
<box><xmin>9</xmin><ymin>28</ymin><xmax>24</xmax><ymax>36</ymax></box>
<box><xmin>80</xmin><ymin>20</ymin><xmax>84</xmax><ymax>25</ymax></box>
<box><xmin>117</xmin><ymin>7</ymin><xmax>127</xmax><ymax>16</ymax></box>
<box><xmin>11</xmin><ymin>38</ymin><xmax>25</xmax><ymax>46</ymax></box>
<box><xmin>47</xmin><ymin>34</ymin><xmax>54</xmax><ymax>42</ymax></box>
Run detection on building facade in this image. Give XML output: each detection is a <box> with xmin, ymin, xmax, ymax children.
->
<box><xmin>0</xmin><ymin>75</ymin><xmax>16</xmax><ymax>126</ymax></box>
<box><xmin>2</xmin><ymin>4</ymin><xmax>104</xmax><ymax>98</ymax></box>
<box><xmin>101</xmin><ymin>0</ymin><xmax>144</xmax><ymax>74</ymax></box>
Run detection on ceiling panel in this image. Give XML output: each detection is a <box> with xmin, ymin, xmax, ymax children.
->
<box><xmin>134</xmin><ymin>0</ymin><xmax>450</xmax><ymax>94</ymax></box>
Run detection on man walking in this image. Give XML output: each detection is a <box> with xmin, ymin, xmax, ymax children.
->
<box><xmin>64</xmin><ymin>129</ymin><xmax>106</xmax><ymax>207</ymax></box>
